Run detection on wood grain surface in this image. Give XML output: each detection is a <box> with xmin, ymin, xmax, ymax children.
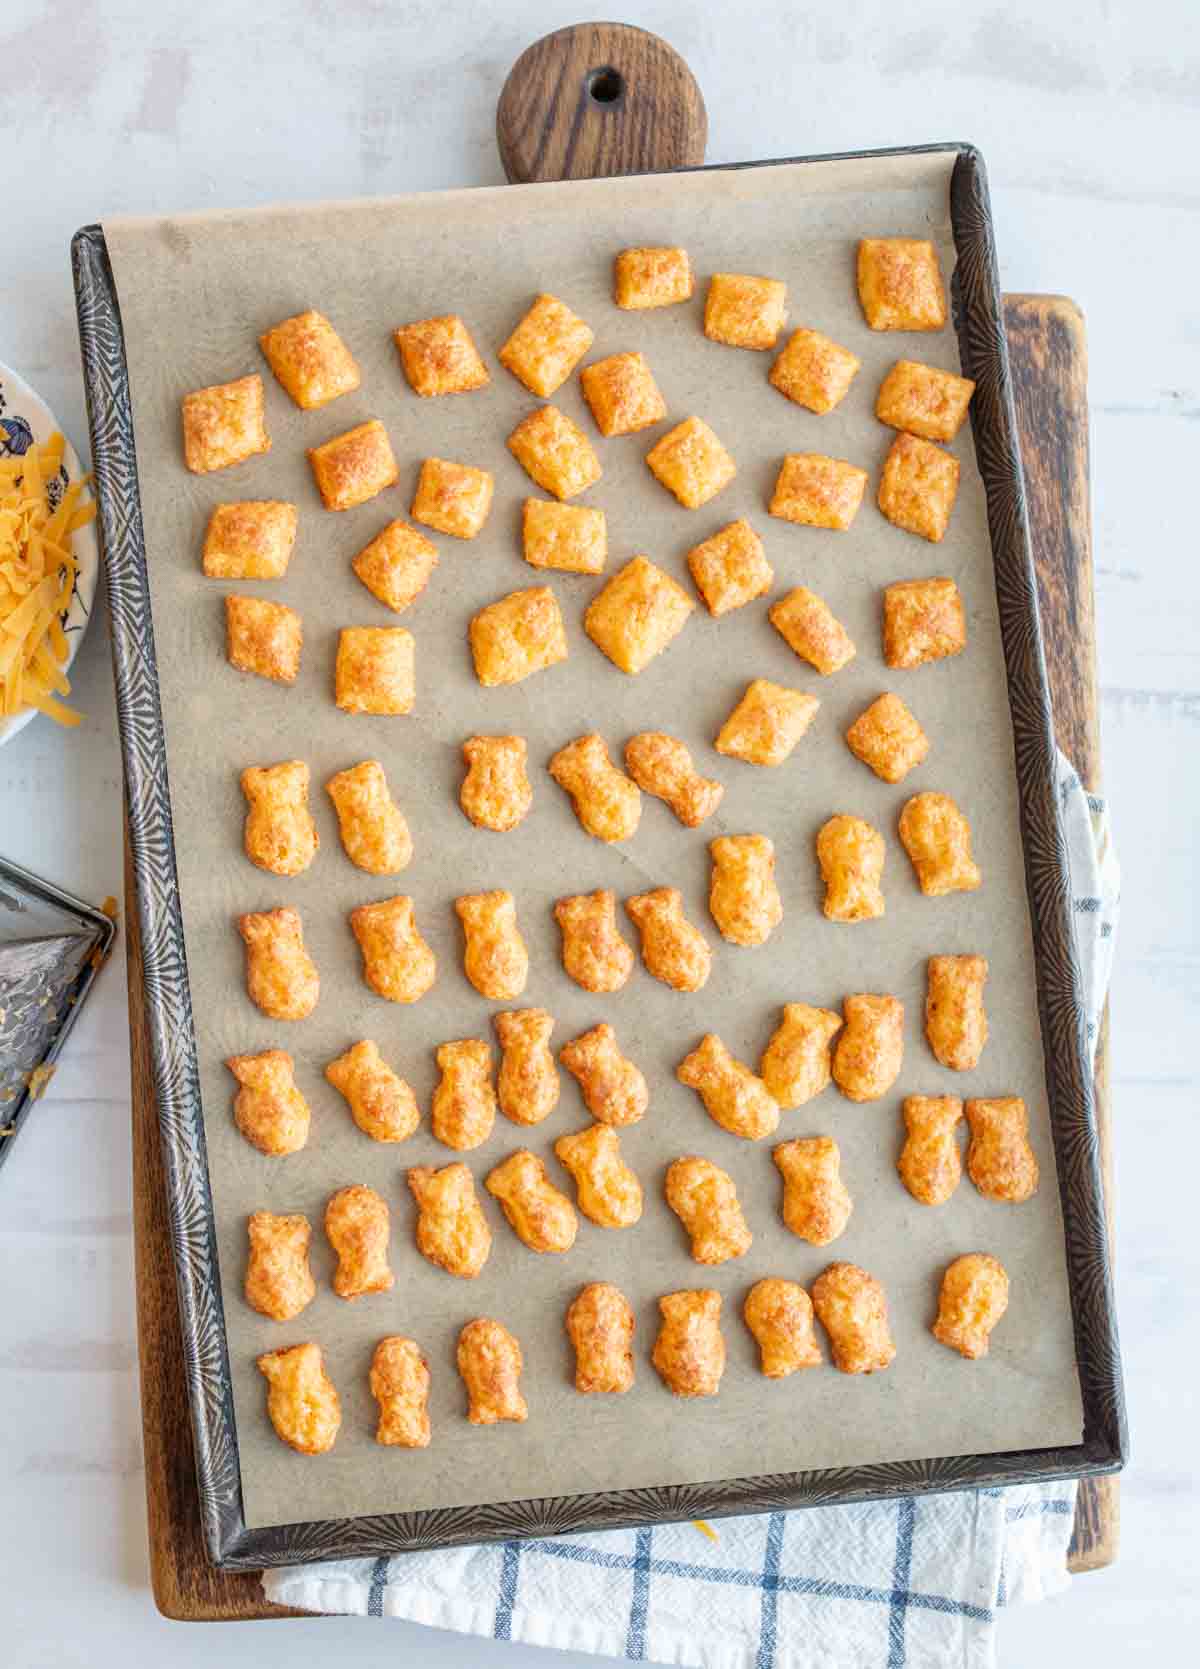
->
<box><xmin>1005</xmin><ymin>293</ymin><xmax>1118</xmax><ymax>1574</ymax></box>
<box><xmin>126</xmin><ymin>26</ymin><xmax>1114</xmax><ymax>1618</ymax></box>
<box><xmin>497</xmin><ymin>23</ymin><xmax>706</xmax><ymax>184</ymax></box>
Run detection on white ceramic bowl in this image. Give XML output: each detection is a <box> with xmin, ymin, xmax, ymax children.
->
<box><xmin>0</xmin><ymin>361</ymin><xmax>98</xmax><ymax>745</ymax></box>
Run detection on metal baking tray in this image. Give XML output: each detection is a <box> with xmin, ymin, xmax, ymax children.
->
<box><xmin>71</xmin><ymin>143</ymin><xmax>1125</xmax><ymax>1570</ymax></box>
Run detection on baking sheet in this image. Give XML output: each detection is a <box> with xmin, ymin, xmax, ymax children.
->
<box><xmin>103</xmin><ymin>152</ymin><xmax>1084</xmax><ymax>1534</ymax></box>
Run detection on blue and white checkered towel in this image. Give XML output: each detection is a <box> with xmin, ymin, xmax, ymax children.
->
<box><xmin>263</xmin><ymin>754</ymin><xmax>1118</xmax><ymax>1668</ymax></box>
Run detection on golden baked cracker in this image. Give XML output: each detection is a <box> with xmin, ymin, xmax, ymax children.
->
<box><xmin>665</xmin><ymin>1155</ymin><xmax>752</xmax><ymax>1264</ymax></box>
<box><xmin>927</xmin><ymin>954</ymin><xmax>989</xmax><ymax>1071</ymax></box>
<box><xmin>461</xmin><ymin>735</ymin><xmax>533</xmax><ymax>831</ymax></box>
<box><xmin>614</xmin><ymin>246</ymin><xmax>693</xmax><ymax>310</ymax></box>
<box><xmin>334</xmin><ymin>626</ymin><xmax>415</xmax><ymax>715</ymax></box>
<box><xmin>769</xmin><ymin>328</ymin><xmax>860</xmax><ymax>414</ymax></box>
<box><xmin>325</xmin><ymin>1183</ymin><xmax>394</xmax><ymax>1299</ymax></box>
<box><xmin>457</xmin><ymin>1318</ymin><xmax>528</xmax><ymax>1424</ymax></box>
<box><xmin>769</xmin><ymin>587</ymin><xmax>856</xmax><ymax>675</ymax></box>
<box><xmin>432</xmin><ymin>1038</ymin><xmax>497</xmax><ymax>1152</ymax></box>
<box><xmin>584</xmin><ymin>555</ymin><xmax>694</xmax><ymax>674</ymax></box>
<box><xmin>470</xmin><ymin>586</ymin><xmax>568</xmax><ymax>686</ymax></box>
<box><xmin>351</xmin><ymin>519</ymin><xmax>439</xmax><ymax>614</ymax></box>
<box><xmin>225</xmin><ymin>595</ymin><xmax>302</xmax><ymax>684</ymax></box>
<box><xmin>370</xmin><ymin>1337</ymin><xmax>432</xmax><ymax>1448</ymax></box>
<box><xmin>455</xmin><ymin>889</ymin><xmax>529</xmax><ymax>1000</ymax></box>
<box><xmin>325</xmin><ymin>1038</ymin><xmax>420</xmax><ymax>1144</ymax></box>
<box><xmin>522</xmin><ymin>499</ymin><xmax>607</xmax><ymax>575</ymax></box>
<box><xmin>259</xmin><ymin>309</ymin><xmax>360</xmax><ymax>409</ymax></box>
<box><xmin>241</xmin><ymin>760</ymin><xmax>318</xmax><ymax>878</ymax></box>
<box><xmin>410</xmin><ymin>457</ymin><xmax>495</xmax><ymax>539</ymax></box>
<box><xmin>845</xmin><ymin>693</ymin><xmax>930</xmax><ymax>783</ymax></box>
<box><xmin>744</xmin><ymin>1279</ymin><xmax>822</xmax><ymax>1377</ymax></box>
<box><xmin>704</xmin><ymin>272</ymin><xmax>787</xmax><ymax>350</ymax></box>
<box><xmin>624</xmin><ymin>732</ymin><xmax>723</xmax><ymax>828</ymax></box>
<box><xmin>774</xmin><ymin>1136</ymin><xmax>853</xmax><ymax>1246</ymax></box>
<box><xmin>646</xmin><ymin>416</ymin><xmax>737</xmax><ymax>509</ymax></box>
<box><xmin>580</xmin><ymin>351</ymin><xmax>667</xmax><ymax>437</ymax></box>
<box><xmin>408</xmin><ymin>1163</ymin><xmax>492</xmax><ymax>1277</ymax></box>
<box><xmin>966</xmin><ymin>1097</ymin><xmax>1039</xmax><ymax>1202</ymax></box>
<box><xmin>566</xmin><ymin>1282</ymin><xmax>636</xmax><ymax>1393</ymax></box>
<box><xmin>349</xmin><ymin>895</ymin><xmax>436</xmax><ymax>1004</ymax></box>
<box><xmin>485</xmin><ymin>1149</ymin><xmax>578</xmax><ymax>1254</ymax></box>
<box><xmin>394</xmin><ymin>314</ymin><xmax>489</xmax><ymax>397</ymax></box>
<box><xmin>715</xmin><ymin>679</ymin><xmax>819</xmax><ymax>767</ymax></box>
<box><xmin>882</xmin><ymin>577</ymin><xmax>967</xmax><ymax>668</ymax></box>
<box><xmin>686</xmin><ymin>519</ymin><xmax>774</xmax><ymax>617</ymax></box>
<box><xmin>494</xmin><ymin>1008</ymin><xmax>559</xmax><ymax>1127</ymax></box>
<box><xmin>769</xmin><ymin>452</ymin><xmax>868</xmax><ymax>531</ymax></box>
<box><xmin>202</xmin><ymin>500</ymin><xmax>297</xmax><ymax>579</ymax></box>
<box><xmin>676</xmin><ymin>1033</ymin><xmax>779</xmax><ymax>1141</ymax></box>
<box><xmin>554</xmin><ymin>1123</ymin><xmax>642</xmax><ymax>1228</ymax></box>
<box><xmin>245</xmin><ymin>1211</ymin><xmax>315</xmax><ymax>1322</ymax></box>
<box><xmin>326</xmin><ymin>760</ymin><xmax>412</xmax><ymax>875</ymax></box>
<box><xmin>708</xmin><ymin>833</ymin><xmax>782</xmax><ymax>947</ymax></box>
<box><xmin>560</xmin><ymin>1022</ymin><xmax>648</xmax><ymax>1126</ymax></box>
<box><xmin>554</xmin><ymin>891</ymin><xmax>635</xmax><ymax>993</ymax></box>
<box><xmin>857</xmin><ymin>238</ymin><xmax>948</xmax><ymax>332</ymax></box>
<box><xmin>307</xmin><ymin>419</ymin><xmax>399</xmax><ymax>511</ymax></box>
<box><xmin>817</xmin><ymin>814</ymin><xmax>886</xmax><ymax>923</ymax></box>
<box><xmin>899</xmin><ymin>1095</ymin><xmax>964</xmax><ymax>1206</ymax></box>
<box><xmin>508</xmin><ymin>407</ymin><xmax>600</xmax><ymax>504</ymax></box>
<box><xmin>625</xmin><ymin>887</ymin><xmax>712</xmax><ymax>993</ymax></box>
<box><xmin>876</xmin><ymin>359</ymin><xmax>975</xmax><ymax>443</ymax></box>
<box><xmin>898</xmin><ymin>791</ymin><xmax>981</xmax><ymax>895</ymax></box>
<box><xmin>652</xmin><ymin>1289</ymin><xmax>725</xmax><ymax>1398</ymax></box>
<box><xmin>878</xmin><ymin>433</ymin><xmax>960</xmax><ymax>543</ymax></box>
<box><xmin>256</xmin><ymin>1342</ymin><xmax>340</xmax><ymax>1454</ymax></box>
<box><xmin>236</xmin><ymin>907</ymin><xmax>319</xmax><ymax>1020</ymax></box>
<box><xmin>832</xmin><ymin>993</ymin><xmax>904</xmax><ymax>1103</ymax></box>
<box><xmin>182</xmin><ymin>374</ymin><xmax>269</xmax><ymax>474</ymax></box>
<box><xmin>499</xmin><ymin>293</ymin><xmax>594</xmax><ymax>397</ymax></box>
<box><xmin>759</xmin><ymin>1003</ymin><xmax>842</xmax><ymax>1109</ymax></box>
<box><xmin>549</xmin><ymin>733</ymin><xmax>642</xmax><ymax>843</ymax></box>
<box><xmin>227</xmin><ymin>1049</ymin><xmax>310</xmax><ymax>1156</ymax></box>
<box><xmin>811</xmin><ymin>1262</ymin><xmax>897</xmax><ymax>1375</ymax></box>
<box><xmin>932</xmin><ymin>1253</ymin><xmax>1009</xmax><ymax>1359</ymax></box>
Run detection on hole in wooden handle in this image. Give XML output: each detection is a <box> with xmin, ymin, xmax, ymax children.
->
<box><xmin>496</xmin><ymin>24</ymin><xmax>707</xmax><ymax>183</ymax></box>
<box><xmin>587</xmin><ymin>66</ymin><xmax>624</xmax><ymax>105</ymax></box>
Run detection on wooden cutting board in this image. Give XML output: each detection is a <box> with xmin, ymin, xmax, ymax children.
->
<box><xmin>125</xmin><ymin>23</ymin><xmax>1117</xmax><ymax>1620</ymax></box>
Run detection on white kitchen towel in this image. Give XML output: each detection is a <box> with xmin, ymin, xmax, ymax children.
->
<box><xmin>264</xmin><ymin>753</ymin><xmax>1118</xmax><ymax>1669</ymax></box>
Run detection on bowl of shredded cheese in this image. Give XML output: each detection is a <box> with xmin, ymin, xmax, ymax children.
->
<box><xmin>0</xmin><ymin>362</ymin><xmax>98</xmax><ymax>744</ymax></box>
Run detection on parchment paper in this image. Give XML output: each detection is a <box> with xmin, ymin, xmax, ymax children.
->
<box><xmin>104</xmin><ymin>153</ymin><xmax>1084</xmax><ymax>1533</ymax></box>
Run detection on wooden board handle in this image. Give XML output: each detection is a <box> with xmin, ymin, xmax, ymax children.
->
<box><xmin>497</xmin><ymin>22</ymin><xmax>706</xmax><ymax>184</ymax></box>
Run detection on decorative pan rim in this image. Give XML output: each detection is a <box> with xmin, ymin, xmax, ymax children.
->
<box><xmin>71</xmin><ymin>140</ymin><xmax>1126</xmax><ymax>1571</ymax></box>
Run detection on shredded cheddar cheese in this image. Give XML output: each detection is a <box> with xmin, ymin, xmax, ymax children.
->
<box><xmin>0</xmin><ymin>430</ymin><xmax>94</xmax><ymax>726</ymax></box>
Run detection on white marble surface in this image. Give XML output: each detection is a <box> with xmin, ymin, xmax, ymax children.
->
<box><xmin>1</xmin><ymin>1</ymin><xmax>1196</xmax><ymax>1662</ymax></box>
